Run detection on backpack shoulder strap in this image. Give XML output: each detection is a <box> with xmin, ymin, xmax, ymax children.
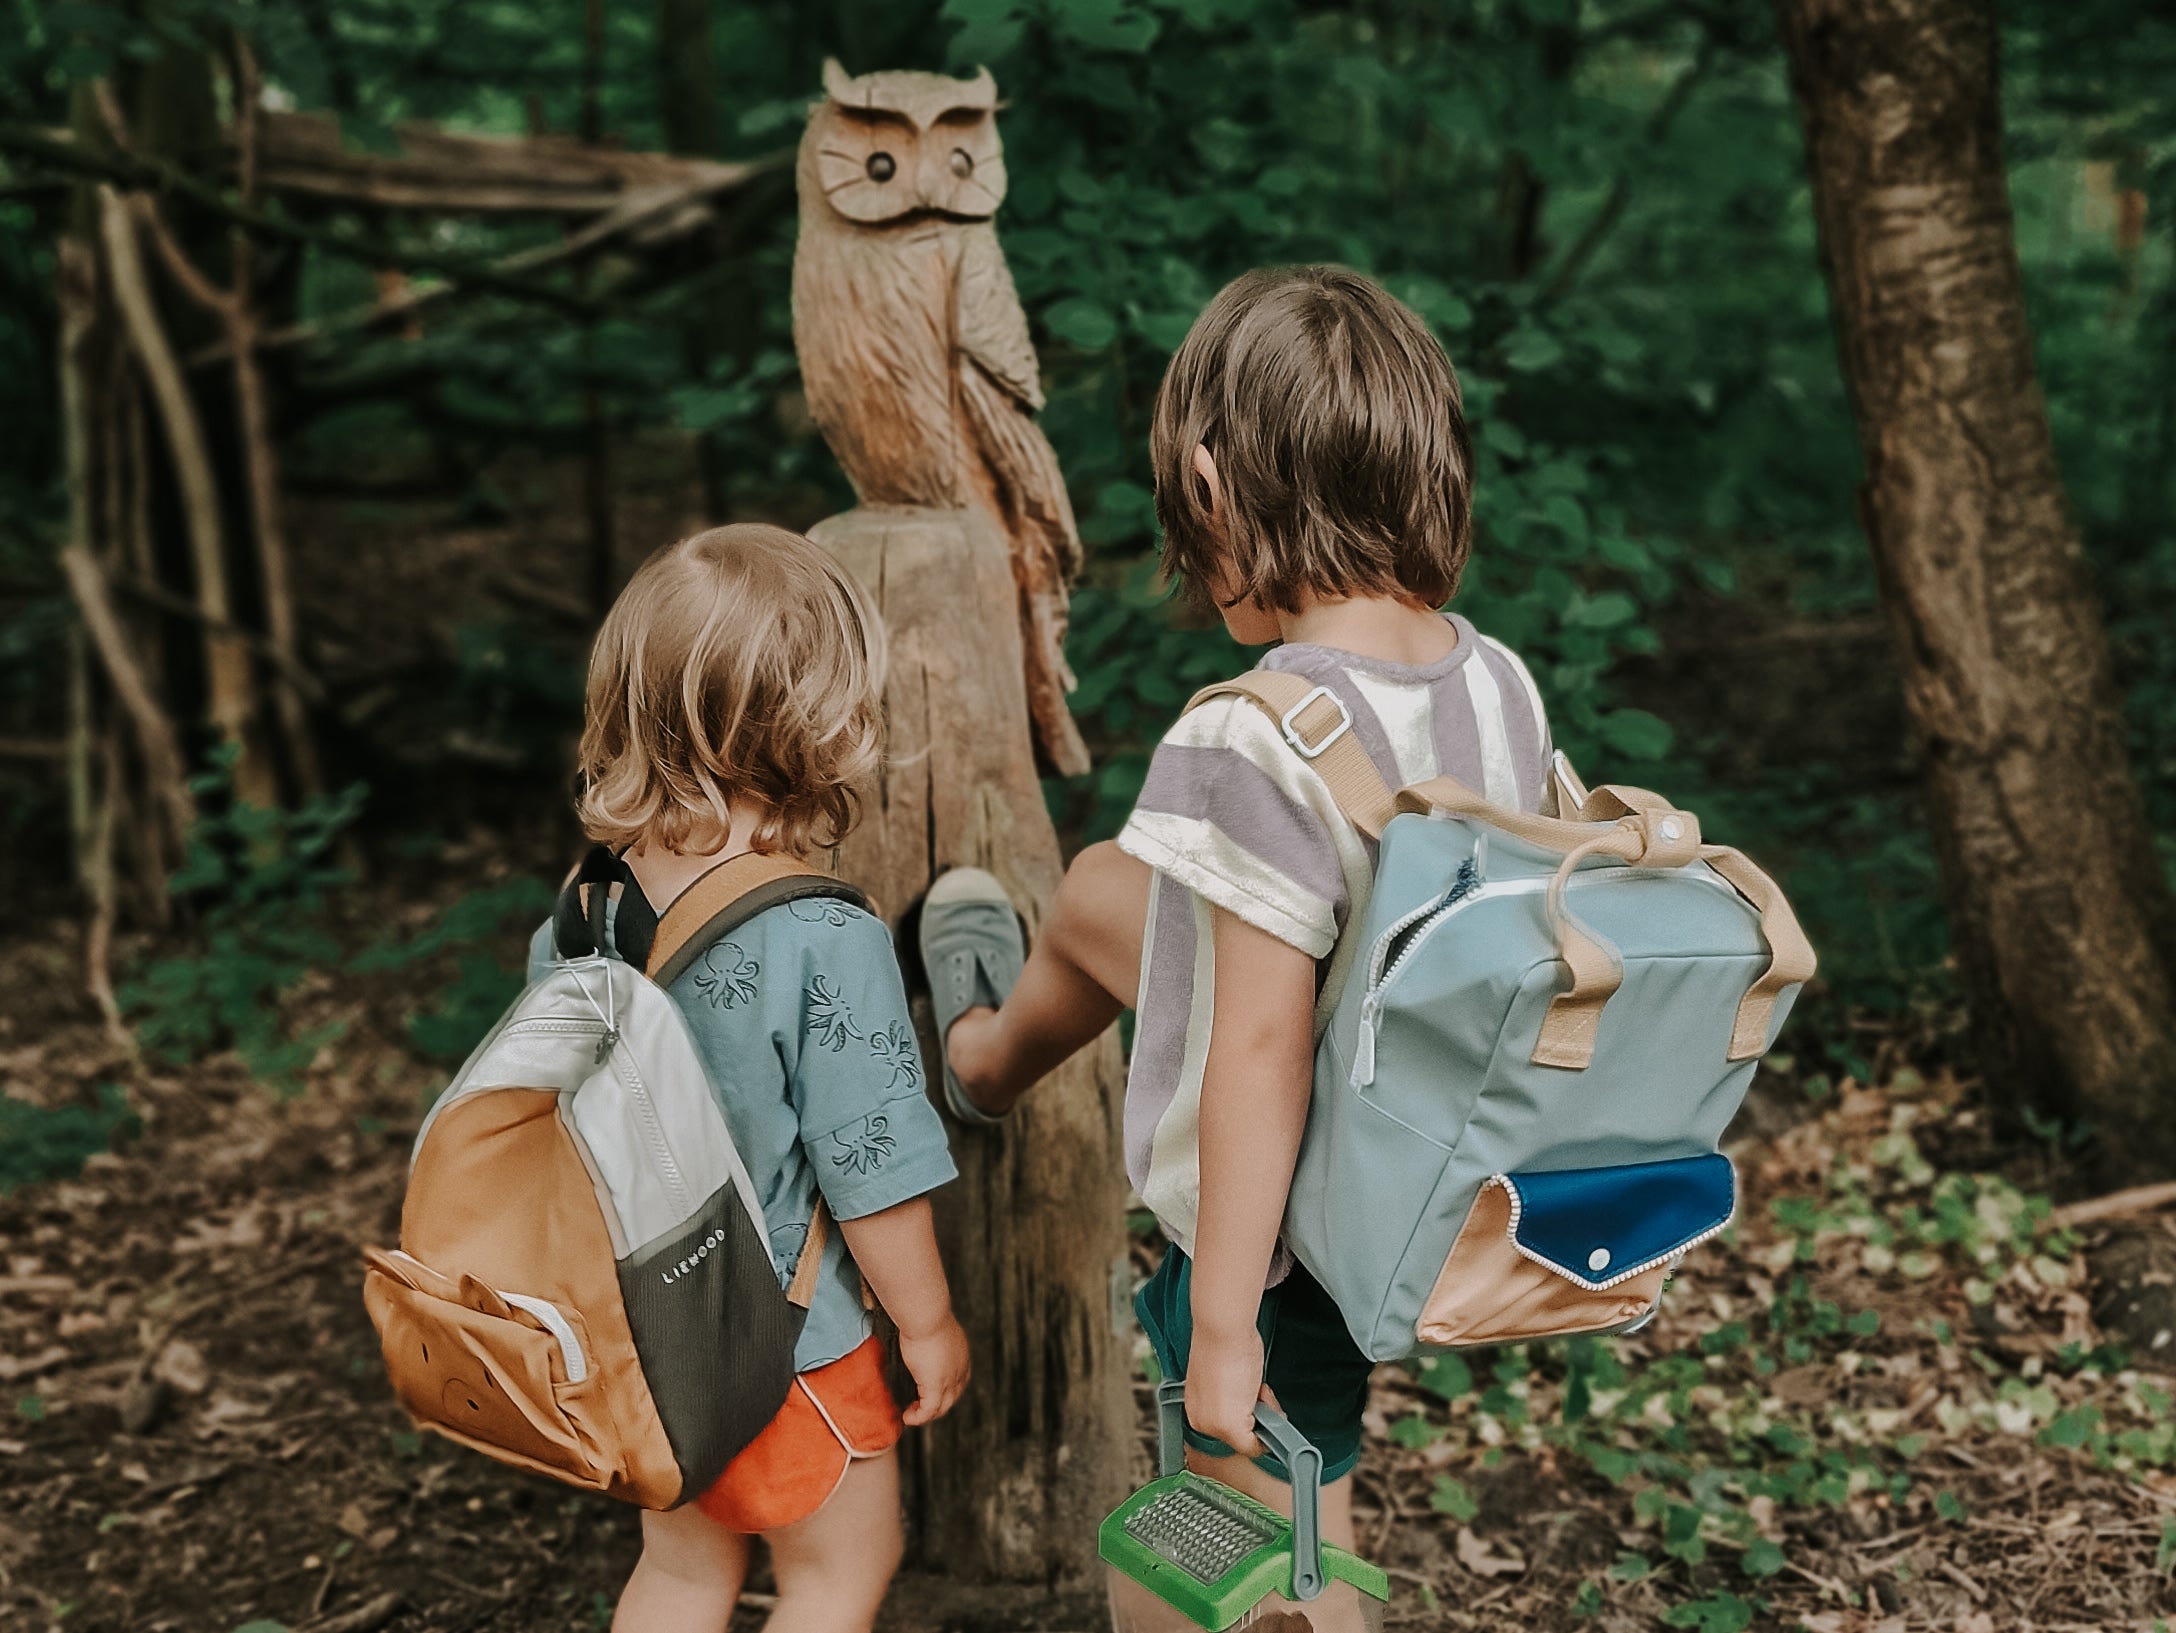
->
<box><xmin>1185</xmin><ymin>671</ymin><xmax>1398</xmax><ymax>839</ymax></box>
<box><xmin>645</xmin><ymin>853</ymin><xmax>870</xmax><ymax>988</ymax></box>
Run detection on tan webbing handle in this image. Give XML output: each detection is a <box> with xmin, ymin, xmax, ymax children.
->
<box><xmin>786</xmin><ymin>1201</ymin><xmax>828</xmax><ymax>1309</ymax></box>
<box><xmin>1394</xmin><ymin>776</ymin><xmax>1816</xmax><ymax>1069</ymax></box>
<box><xmin>1185</xmin><ymin>672</ymin><xmax>1398</xmax><ymax>838</ymax></box>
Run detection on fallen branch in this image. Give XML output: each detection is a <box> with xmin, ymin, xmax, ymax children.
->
<box><xmin>301</xmin><ymin>1590</ymin><xmax>403</xmax><ymax>1633</ymax></box>
<box><xmin>2052</xmin><ymin>1180</ymin><xmax>2176</xmax><ymax>1229</ymax></box>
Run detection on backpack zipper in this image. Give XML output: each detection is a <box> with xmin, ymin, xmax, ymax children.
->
<box><xmin>1349</xmin><ymin>862</ymin><xmax>1737</xmax><ymax>1088</ymax></box>
<box><xmin>496</xmin><ymin>1011</ymin><xmax>694</xmax><ymax>1221</ymax></box>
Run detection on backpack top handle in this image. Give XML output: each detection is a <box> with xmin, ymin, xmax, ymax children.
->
<box><xmin>553</xmin><ymin>846</ymin><xmax>662</xmax><ymax>969</ymax></box>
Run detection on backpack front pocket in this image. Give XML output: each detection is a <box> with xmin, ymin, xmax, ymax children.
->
<box><xmin>364</xmin><ymin>1247</ymin><xmax>618</xmax><ymax>1490</ymax></box>
<box><xmin>1415</xmin><ymin>1154</ymin><xmax>1735</xmax><ymax>1348</ymax></box>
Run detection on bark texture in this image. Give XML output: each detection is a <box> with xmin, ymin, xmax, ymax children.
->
<box><xmin>812</xmin><ymin>504</ymin><xmax>1131</xmax><ymax>1581</ymax></box>
<box><xmin>1777</xmin><ymin>0</ymin><xmax>2176</xmax><ymax>1174</ymax></box>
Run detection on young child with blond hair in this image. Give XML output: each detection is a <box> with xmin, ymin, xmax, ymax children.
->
<box><xmin>534</xmin><ymin>523</ymin><xmax>968</xmax><ymax>1633</ymax></box>
<box><xmin>918</xmin><ymin>267</ymin><xmax>1551</xmax><ymax>1607</ymax></box>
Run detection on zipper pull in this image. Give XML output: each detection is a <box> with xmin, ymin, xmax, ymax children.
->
<box><xmin>594</xmin><ymin>1027</ymin><xmax>620</xmax><ymax>1066</ymax></box>
<box><xmin>1352</xmin><ymin>993</ymin><xmax>1380</xmax><ymax>1088</ymax></box>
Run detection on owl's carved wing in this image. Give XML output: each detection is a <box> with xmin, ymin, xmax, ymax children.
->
<box><xmin>955</xmin><ymin>228</ymin><xmax>1045</xmax><ymax>415</ymax></box>
<box><xmin>954</xmin><ymin>228</ymin><xmax>1090</xmax><ymax>776</ymax></box>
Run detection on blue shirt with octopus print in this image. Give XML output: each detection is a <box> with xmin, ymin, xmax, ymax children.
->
<box><xmin>528</xmin><ymin>896</ymin><xmax>956</xmax><ymax>1372</ymax></box>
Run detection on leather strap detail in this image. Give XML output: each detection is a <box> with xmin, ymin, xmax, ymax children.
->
<box><xmin>786</xmin><ymin>1201</ymin><xmax>828</xmax><ymax>1310</ymax></box>
<box><xmin>645</xmin><ymin>854</ymin><xmax>869</xmax><ymax>988</ymax></box>
<box><xmin>1185</xmin><ymin>671</ymin><xmax>1398</xmax><ymax>838</ymax></box>
<box><xmin>1395</xmin><ymin>776</ymin><xmax>1814</xmax><ymax>1069</ymax></box>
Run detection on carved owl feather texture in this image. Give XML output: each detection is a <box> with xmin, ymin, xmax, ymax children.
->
<box><xmin>793</xmin><ymin>60</ymin><xmax>1091</xmax><ymax>777</ymax></box>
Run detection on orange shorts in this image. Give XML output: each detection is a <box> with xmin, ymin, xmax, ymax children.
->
<box><xmin>693</xmin><ymin>1338</ymin><xmax>903</xmax><ymax>1533</ymax></box>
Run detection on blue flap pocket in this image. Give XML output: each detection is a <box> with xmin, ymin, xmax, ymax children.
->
<box><xmin>1504</xmin><ymin>1153</ymin><xmax>1736</xmax><ymax>1291</ymax></box>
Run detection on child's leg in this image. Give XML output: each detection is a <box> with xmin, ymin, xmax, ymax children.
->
<box><xmin>761</xmin><ymin>1449</ymin><xmax>904</xmax><ymax>1633</ymax></box>
<box><xmin>614</xmin><ymin>1503</ymin><xmax>753</xmax><ymax>1633</ymax></box>
<box><xmin>944</xmin><ymin>840</ymin><xmax>1148</xmax><ymax>1116</ymax></box>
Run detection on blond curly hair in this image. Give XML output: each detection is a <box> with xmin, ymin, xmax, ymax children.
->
<box><xmin>576</xmin><ymin>524</ymin><xmax>887</xmax><ymax>856</ymax></box>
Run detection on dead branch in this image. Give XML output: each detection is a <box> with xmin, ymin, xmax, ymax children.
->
<box><xmin>2052</xmin><ymin>1181</ymin><xmax>2176</xmax><ymax>1230</ymax></box>
<box><xmin>1</xmin><ymin>122</ymin><xmax>603</xmax><ymax>316</ymax></box>
<box><xmin>60</xmin><ymin>546</ymin><xmax>195</xmax><ymax>854</ymax></box>
<box><xmin>97</xmin><ymin>183</ymin><xmax>266</xmax><ymax>795</ymax></box>
<box><xmin>251</xmin><ymin>108</ymin><xmax>764</xmax><ymax>214</ymax></box>
<box><xmin>111</xmin><ymin>571</ymin><xmax>325</xmax><ymax>701</ymax></box>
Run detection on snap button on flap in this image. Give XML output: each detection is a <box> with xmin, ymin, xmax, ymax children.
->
<box><xmin>1505</xmin><ymin>1154</ymin><xmax>1736</xmax><ymax>1288</ymax></box>
<box><xmin>1635</xmin><ymin>808</ymin><xmax>1702</xmax><ymax>866</ymax></box>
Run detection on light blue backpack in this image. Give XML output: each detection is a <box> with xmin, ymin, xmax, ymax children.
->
<box><xmin>1192</xmin><ymin>674</ymin><xmax>1816</xmax><ymax>1362</ymax></box>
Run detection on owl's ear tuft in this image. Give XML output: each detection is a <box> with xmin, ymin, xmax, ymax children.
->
<box><xmin>822</xmin><ymin>57</ymin><xmax>857</xmax><ymax>103</ymax></box>
<box><xmin>966</xmin><ymin>65</ymin><xmax>999</xmax><ymax>106</ymax></box>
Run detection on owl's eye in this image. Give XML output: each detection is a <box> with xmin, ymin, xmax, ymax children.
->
<box><xmin>866</xmin><ymin>152</ymin><xmax>896</xmax><ymax>183</ymax></box>
<box><xmin>949</xmin><ymin>148</ymin><xmax>974</xmax><ymax>178</ymax></box>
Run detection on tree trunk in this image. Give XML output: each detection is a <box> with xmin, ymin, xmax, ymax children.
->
<box><xmin>813</xmin><ymin>504</ymin><xmax>1133</xmax><ymax>1582</ymax></box>
<box><xmin>1776</xmin><ymin>0</ymin><xmax>2176</xmax><ymax>1177</ymax></box>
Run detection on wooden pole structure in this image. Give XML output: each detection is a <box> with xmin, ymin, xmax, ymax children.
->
<box><xmin>792</xmin><ymin>64</ymin><xmax>1130</xmax><ymax>1581</ymax></box>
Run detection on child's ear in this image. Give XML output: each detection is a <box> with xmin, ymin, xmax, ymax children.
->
<box><xmin>1191</xmin><ymin>444</ymin><xmax>1224</xmax><ymax>521</ymax></box>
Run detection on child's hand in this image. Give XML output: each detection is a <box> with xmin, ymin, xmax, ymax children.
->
<box><xmin>1185</xmin><ymin>1326</ymin><xmax>1269</xmax><ymax>1457</ymax></box>
<box><xmin>897</xmin><ymin>1314</ymin><xmax>971</xmax><ymax>1426</ymax></box>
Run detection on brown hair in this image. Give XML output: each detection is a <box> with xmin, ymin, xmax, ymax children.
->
<box><xmin>1150</xmin><ymin>266</ymin><xmax>1475</xmax><ymax>614</ymax></box>
<box><xmin>576</xmin><ymin>524</ymin><xmax>886</xmax><ymax>856</ymax></box>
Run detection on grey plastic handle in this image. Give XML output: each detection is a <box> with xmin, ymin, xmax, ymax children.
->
<box><xmin>1154</xmin><ymin>1376</ymin><xmax>1325</xmax><ymax>1602</ymax></box>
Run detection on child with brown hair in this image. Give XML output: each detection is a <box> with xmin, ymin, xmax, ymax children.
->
<box><xmin>535</xmin><ymin>523</ymin><xmax>969</xmax><ymax>1633</ymax></box>
<box><xmin>919</xmin><ymin>266</ymin><xmax>1552</xmax><ymax>1583</ymax></box>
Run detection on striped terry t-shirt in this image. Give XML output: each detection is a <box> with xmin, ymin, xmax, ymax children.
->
<box><xmin>1113</xmin><ymin>612</ymin><xmax>1552</xmax><ymax>1259</ymax></box>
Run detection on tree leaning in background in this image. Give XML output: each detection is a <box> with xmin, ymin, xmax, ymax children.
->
<box><xmin>793</xmin><ymin>64</ymin><xmax>1130</xmax><ymax>1580</ymax></box>
<box><xmin>1777</xmin><ymin>0</ymin><xmax>2176</xmax><ymax>1181</ymax></box>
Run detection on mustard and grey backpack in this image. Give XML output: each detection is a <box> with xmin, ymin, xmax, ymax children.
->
<box><xmin>1189</xmin><ymin>673</ymin><xmax>1817</xmax><ymax>1363</ymax></box>
<box><xmin>363</xmin><ymin>849</ymin><xmax>864</xmax><ymax>1508</ymax></box>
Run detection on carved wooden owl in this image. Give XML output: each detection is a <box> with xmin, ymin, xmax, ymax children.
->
<box><xmin>793</xmin><ymin>60</ymin><xmax>1090</xmax><ymax>778</ymax></box>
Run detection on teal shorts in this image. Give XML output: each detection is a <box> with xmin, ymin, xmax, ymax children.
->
<box><xmin>1135</xmin><ymin>1247</ymin><xmax>1371</xmax><ymax>1484</ymax></box>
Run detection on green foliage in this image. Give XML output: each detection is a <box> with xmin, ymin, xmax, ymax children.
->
<box><xmin>0</xmin><ymin>1084</ymin><xmax>136</xmax><ymax>1193</ymax></box>
<box><xmin>118</xmin><ymin>754</ymin><xmax>367</xmax><ymax>1093</ymax></box>
<box><xmin>354</xmin><ymin>878</ymin><xmax>557</xmax><ymax>1062</ymax></box>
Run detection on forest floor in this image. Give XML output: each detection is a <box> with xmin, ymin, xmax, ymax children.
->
<box><xmin>6</xmin><ymin>845</ymin><xmax>2176</xmax><ymax>1633</ymax></box>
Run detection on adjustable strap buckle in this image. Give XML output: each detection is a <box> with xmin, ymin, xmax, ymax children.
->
<box><xmin>1279</xmin><ymin>685</ymin><xmax>1353</xmax><ymax>760</ymax></box>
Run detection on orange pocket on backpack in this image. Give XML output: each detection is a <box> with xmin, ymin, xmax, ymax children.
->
<box><xmin>1416</xmin><ymin>1181</ymin><xmax>1665</xmax><ymax>1347</ymax></box>
<box><xmin>364</xmin><ymin>1247</ymin><xmax>617</xmax><ymax>1490</ymax></box>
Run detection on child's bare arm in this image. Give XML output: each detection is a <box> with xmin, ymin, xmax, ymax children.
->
<box><xmin>1186</xmin><ymin>905</ymin><xmax>1318</xmax><ymax>1458</ymax></box>
<box><xmin>837</xmin><ymin>1200</ymin><xmax>970</xmax><ymax>1425</ymax></box>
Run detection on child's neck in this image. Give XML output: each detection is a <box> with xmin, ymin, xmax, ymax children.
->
<box><xmin>624</xmin><ymin>806</ymin><xmax>771</xmax><ymax>911</ymax></box>
<box><xmin>1278</xmin><ymin>595</ymin><xmax>1459</xmax><ymax>667</ymax></box>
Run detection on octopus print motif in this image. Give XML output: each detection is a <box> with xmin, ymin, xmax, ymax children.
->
<box><xmin>868</xmin><ymin>1020</ymin><xmax>921</xmax><ymax>1094</ymax></box>
<box><xmin>805</xmin><ymin>975</ymin><xmax>863</xmax><ymax>1052</ymax></box>
<box><xmin>830</xmin><ymin>1113</ymin><xmax>896</xmax><ymax>1177</ymax></box>
<box><xmin>788</xmin><ymin>898</ymin><xmax>867</xmax><ymax>928</ymax></box>
<box><xmin>694</xmin><ymin>943</ymin><xmax>759</xmax><ymax>1009</ymax></box>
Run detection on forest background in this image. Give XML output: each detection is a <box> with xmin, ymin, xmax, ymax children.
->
<box><xmin>1</xmin><ymin>1</ymin><xmax>2174</xmax><ymax>1631</ymax></box>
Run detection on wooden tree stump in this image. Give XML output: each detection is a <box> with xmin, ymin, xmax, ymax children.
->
<box><xmin>813</xmin><ymin>503</ymin><xmax>1132</xmax><ymax>1581</ymax></box>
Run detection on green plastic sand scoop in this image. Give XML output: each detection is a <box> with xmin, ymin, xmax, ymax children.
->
<box><xmin>1099</xmin><ymin>1379</ymin><xmax>1391</xmax><ymax>1632</ymax></box>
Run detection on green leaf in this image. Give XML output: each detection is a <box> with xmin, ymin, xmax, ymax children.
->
<box><xmin>1609</xmin><ymin>1552</ymin><xmax>1652</xmax><ymax>1582</ymax></box>
<box><xmin>2157</xmin><ymin>1516</ymin><xmax>2176</xmax><ymax>1573</ymax></box>
<box><xmin>1429</xmin><ymin>1476</ymin><xmax>1478</xmax><ymax>1521</ymax></box>
<box><xmin>1415</xmin><ymin>1352</ymin><xmax>1472</xmax><ymax>1402</ymax></box>
<box><xmin>1662</xmin><ymin>1593</ymin><xmax>1754</xmax><ymax>1633</ymax></box>
<box><xmin>1740</xmin><ymin>1538</ymin><xmax>1786</xmax><ymax>1578</ymax></box>
<box><xmin>1502</xmin><ymin>326</ymin><xmax>1566</xmax><ymax>373</ymax></box>
<box><xmin>1600</xmin><ymin>708</ymin><xmax>1674</xmax><ymax>760</ymax></box>
<box><xmin>1043</xmin><ymin>298</ymin><xmax>1119</xmax><ymax>351</ymax></box>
